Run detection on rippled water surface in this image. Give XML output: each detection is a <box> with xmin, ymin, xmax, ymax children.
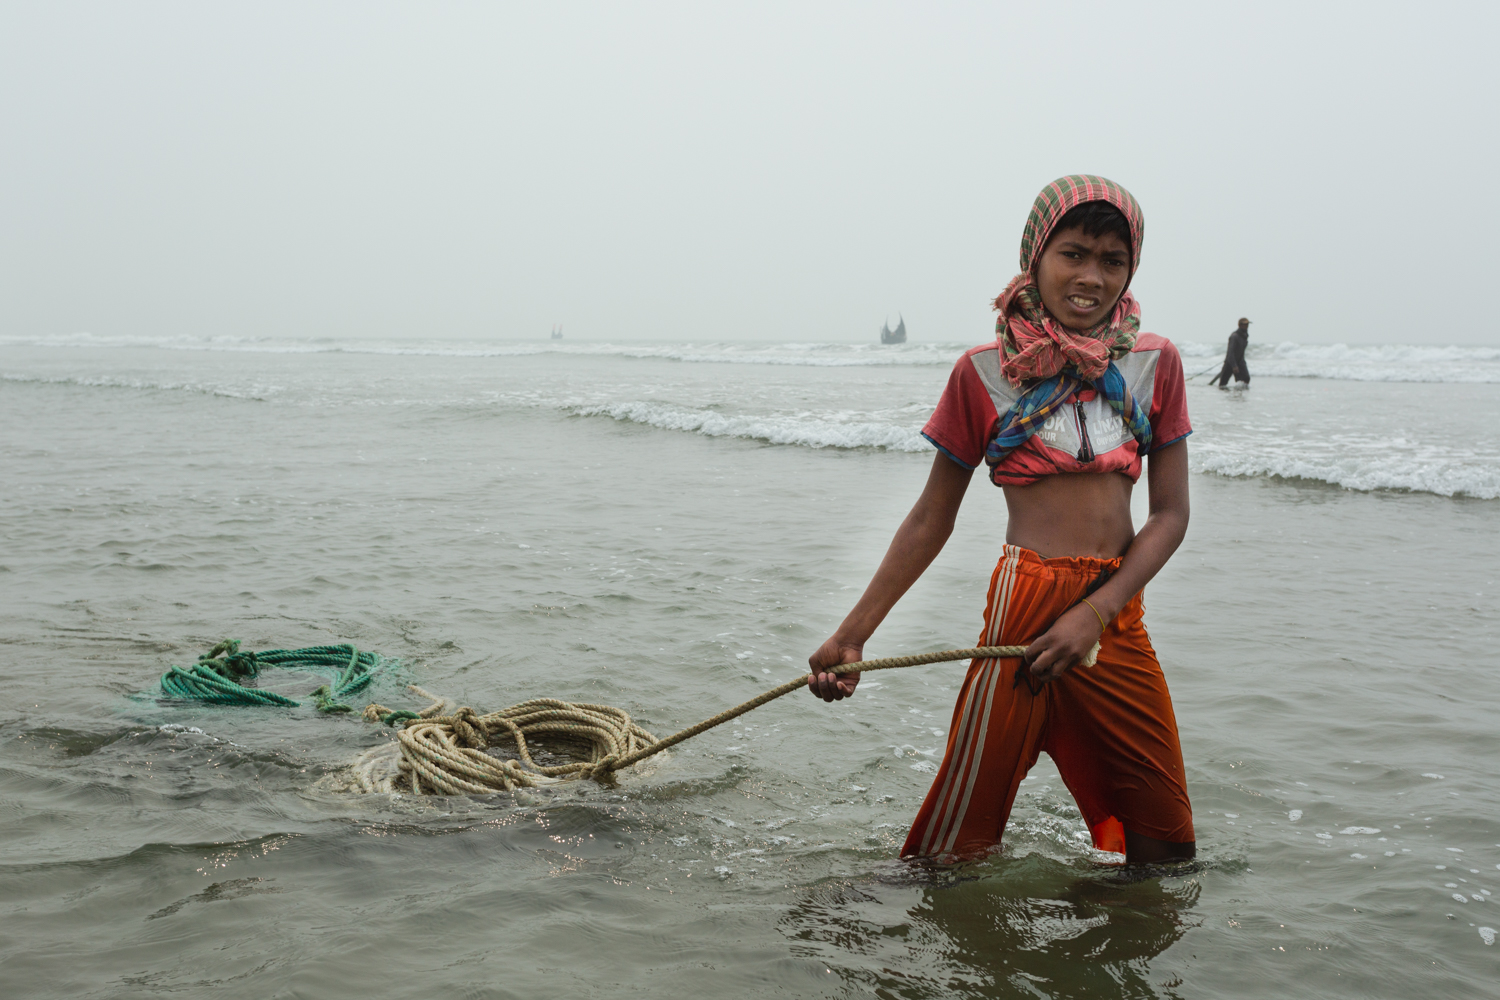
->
<box><xmin>2</xmin><ymin>340</ymin><xmax>1497</xmax><ymax>998</ymax></box>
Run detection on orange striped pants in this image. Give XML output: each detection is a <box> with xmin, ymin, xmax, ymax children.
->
<box><xmin>902</xmin><ymin>545</ymin><xmax>1194</xmax><ymax>859</ymax></box>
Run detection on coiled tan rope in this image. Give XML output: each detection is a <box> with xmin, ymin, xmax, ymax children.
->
<box><xmin>350</xmin><ymin>643</ymin><xmax>1096</xmax><ymax>795</ymax></box>
<box><xmin>350</xmin><ymin>686</ymin><xmax>657</xmax><ymax>794</ymax></box>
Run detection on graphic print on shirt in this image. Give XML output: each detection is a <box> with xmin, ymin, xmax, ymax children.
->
<box><xmin>1032</xmin><ymin>395</ymin><xmax>1131</xmax><ymax>460</ymax></box>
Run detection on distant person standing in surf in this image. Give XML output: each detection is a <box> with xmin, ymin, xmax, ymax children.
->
<box><xmin>806</xmin><ymin>175</ymin><xmax>1196</xmax><ymax>865</ymax></box>
<box><xmin>1214</xmin><ymin>317</ymin><xmax>1251</xmax><ymax>387</ymax></box>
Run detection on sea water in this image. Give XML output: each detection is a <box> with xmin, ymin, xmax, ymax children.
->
<box><xmin>2</xmin><ymin>334</ymin><xmax>1497</xmax><ymax>998</ymax></box>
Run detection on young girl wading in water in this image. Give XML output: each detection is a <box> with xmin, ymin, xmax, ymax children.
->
<box><xmin>808</xmin><ymin>176</ymin><xmax>1195</xmax><ymax>864</ymax></box>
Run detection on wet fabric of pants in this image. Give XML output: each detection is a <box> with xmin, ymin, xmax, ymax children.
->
<box><xmin>902</xmin><ymin>545</ymin><xmax>1194</xmax><ymax>859</ymax></box>
<box><xmin>1214</xmin><ymin>359</ymin><xmax>1250</xmax><ymax>386</ymax></box>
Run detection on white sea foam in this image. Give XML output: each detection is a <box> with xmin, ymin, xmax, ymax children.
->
<box><xmin>567</xmin><ymin>400</ymin><xmax>931</xmax><ymax>452</ymax></box>
<box><xmin>1192</xmin><ymin>442</ymin><xmax>1500</xmax><ymax>500</ymax></box>
<box><xmin>0</xmin><ymin>371</ymin><xmax>275</xmax><ymax>401</ymax></box>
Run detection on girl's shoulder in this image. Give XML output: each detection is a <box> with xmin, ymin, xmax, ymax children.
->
<box><xmin>1130</xmin><ymin>332</ymin><xmax>1181</xmax><ymax>358</ymax></box>
<box><xmin>1119</xmin><ymin>333</ymin><xmax>1185</xmax><ymax>389</ymax></box>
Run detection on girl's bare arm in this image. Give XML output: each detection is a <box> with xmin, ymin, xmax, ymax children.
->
<box><xmin>807</xmin><ymin>453</ymin><xmax>974</xmax><ymax>701</ymax></box>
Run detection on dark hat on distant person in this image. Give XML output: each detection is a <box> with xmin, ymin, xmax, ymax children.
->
<box><xmin>1238</xmin><ymin>317</ymin><xmax>1251</xmax><ymax>325</ymax></box>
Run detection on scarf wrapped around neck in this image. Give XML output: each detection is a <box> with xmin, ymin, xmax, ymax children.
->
<box><xmin>996</xmin><ymin>274</ymin><xmax>1141</xmax><ymax>385</ymax></box>
<box><xmin>985</xmin><ymin>175</ymin><xmax>1153</xmax><ymax>474</ymax></box>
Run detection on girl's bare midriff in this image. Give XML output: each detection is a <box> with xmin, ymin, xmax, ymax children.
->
<box><xmin>1003</xmin><ymin>471</ymin><xmax>1136</xmax><ymax>559</ymax></box>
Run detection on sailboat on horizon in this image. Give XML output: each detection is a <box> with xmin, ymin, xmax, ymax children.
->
<box><xmin>879</xmin><ymin>315</ymin><xmax>907</xmax><ymax>345</ymax></box>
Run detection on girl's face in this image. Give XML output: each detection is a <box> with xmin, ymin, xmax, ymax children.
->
<box><xmin>1033</xmin><ymin>227</ymin><xmax>1131</xmax><ymax>329</ymax></box>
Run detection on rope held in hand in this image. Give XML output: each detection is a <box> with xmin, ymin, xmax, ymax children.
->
<box><xmin>352</xmin><ymin>642</ymin><xmax>1096</xmax><ymax>795</ymax></box>
<box><xmin>609</xmin><ymin>644</ymin><xmax>1088</xmax><ymax>770</ymax></box>
<box><xmin>159</xmin><ymin>639</ymin><xmax>1097</xmax><ymax>796</ymax></box>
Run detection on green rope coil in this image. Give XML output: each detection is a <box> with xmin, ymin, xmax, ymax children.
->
<box><xmin>159</xmin><ymin>639</ymin><xmax>385</xmax><ymax>711</ymax></box>
<box><xmin>373</xmin><ymin>709</ymin><xmax>421</xmax><ymax>726</ymax></box>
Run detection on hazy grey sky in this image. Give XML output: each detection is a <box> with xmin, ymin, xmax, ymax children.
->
<box><xmin>2</xmin><ymin>2</ymin><xmax>1495</xmax><ymax>346</ymax></box>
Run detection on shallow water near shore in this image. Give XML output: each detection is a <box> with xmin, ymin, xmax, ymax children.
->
<box><xmin>2</xmin><ymin>338</ymin><xmax>1498</xmax><ymax>997</ymax></box>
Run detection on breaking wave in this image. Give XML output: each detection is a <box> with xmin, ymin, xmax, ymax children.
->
<box><xmin>0</xmin><ymin>370</ymin><xmax>275</xmax><ymax>400</ymax></box>
<box><xmin>1191</xmin><ymin>442</ymin><xmax>1500</xmax><ymax>500</ymax></box>
<box><xmin>567</xmin><ymin>400</ymin><xmax>931</xmax><ymax>452</ymax></box>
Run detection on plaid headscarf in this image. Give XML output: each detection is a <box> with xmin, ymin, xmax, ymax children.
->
<box><xmin>985</xmin><ymin>175</ymin><xmax>1152</xmax><ymax>474</ymax></box>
